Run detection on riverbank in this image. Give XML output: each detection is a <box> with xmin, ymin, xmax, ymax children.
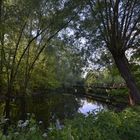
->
<box><xmin>0</xmin><ymin>106</ymin><xmax>140</xmax><ymax>140</ymax></box>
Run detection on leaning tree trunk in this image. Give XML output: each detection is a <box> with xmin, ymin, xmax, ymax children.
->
<box><xmin>112</xmin><ymin>53</ymin><xmax>140</xmax><ymax>105</ymax></box>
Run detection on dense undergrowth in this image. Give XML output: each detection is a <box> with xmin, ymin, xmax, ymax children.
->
<box><xmin>0</xmin><ymin>107</ymin><xmax>140</xmax><ymax>140</ymax></box>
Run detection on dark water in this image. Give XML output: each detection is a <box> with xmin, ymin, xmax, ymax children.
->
<box><xmin>0</xmin><ymin>93</ymin><xmax>124</xmax><ymax>128</ymax></box>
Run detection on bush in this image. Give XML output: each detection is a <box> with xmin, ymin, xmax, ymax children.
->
<box><xmin>0</xmin><ymin>115</ymin><xmax>45</xmax><ymax>140</ymax></box>
<box><xmin>48</xmin><ymin>107</ymin><xmax>140</xmax><ymax>140</ymax></box>
<box><xmin>1</xmin><ymin>107</ymin><xmax>140</xmax><ymax>140</ymax></box>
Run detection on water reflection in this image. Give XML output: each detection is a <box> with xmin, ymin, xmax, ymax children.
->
<box><xmin>78</xmin><ymin>99</ymin><xmax>104</xmax><ymax>115</ymax></box>
<box><xmin>12</xmin><ymin>94</ymin><xmax>82</xmax><ymax>127</ymax></box>
<box><xmin>0</xmin><ymin>93</ymin><xmax>107</xmax><ymax>127</ymax></box>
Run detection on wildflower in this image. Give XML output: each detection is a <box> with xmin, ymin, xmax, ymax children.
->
<box><xmin>48</xmin><ymin>127</ymin><xmax>53</xmax><ymax>130</ymax></box>
<box><xmin>22</xmin><ymin>120</ymin><xmax>29</xmax><ymax>127</ymax></box>
<box><xmin>30</xmin><ymin>127</ymin><xmax>36</xmax><ymax>131</ymax></box>
<box><xmin>42</xmin><ymin>133</ymin><xmax>47</xmax><ymax>138</ymax></box>
<box><xmin>4</xmin><ymin>118</ymin><xmax>9</xmax><ymax>121</ymax></box>
<box><xmin>56</xmin><ymin>119</ymin><xmax>62</xmax><ymax>130</ymax></box>
<box><xmin>14</xmin><ymin>132</ymin><xmax>19</xmax><ymax>135</ymax></box>
<box><xmin>27</xmin><ymin>113</ymin><xmax>30</xmax><ymax>116</ymax></box>
<box><xmin>17</xmin><ymin>121</ymin><xmax>23</xmax><ymax>128</ymax></box>
<box><xmin>39</xmin><ymin>121</ymin><xmax>43</xmax><ymax>124</ymax></box>
<box><xmin>18</xmin><ymin>120</ymin><xmax>24</xmax><ymax>124</ymax></box>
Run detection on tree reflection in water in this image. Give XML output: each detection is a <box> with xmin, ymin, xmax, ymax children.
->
<box><xmin>8</xmin><ymin>94</ymin><xmax>82</xmax><ymax>127</ymax></box>
<box><xmin>0</xmin><ymin>93</ymin><xmax>125</xmax><ymax>129</ymax></box>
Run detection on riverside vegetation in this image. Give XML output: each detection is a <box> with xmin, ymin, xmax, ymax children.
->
<box><xmin>0</xmin><ymin>107</ymin><xmax>140</xmax><ymax>140</ymax></box>
<box><xmin>0</xmin><ymin>0</ymin><xmax>140</xmax><ymax>139</ymax></box>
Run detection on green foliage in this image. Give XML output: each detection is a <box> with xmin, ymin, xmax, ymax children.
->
<box><xmin>28</xmin><ymin>39</ymin><xmax>84</xmax><ymax>92</ymax></box>
<box><xmin>0</xmin><ymin>116</ymin><xmax>45</xmax><ymax>140</ymax></box>
<box><xmin>1</xmin><ymin>107</ymin><xmax>140</xmax><ymax>140</ymax></box>
<box><xmin>130</xmin><ymin>59</ymin><xmax>140</xmax><ymax>88</ymax></box>
<box><xmin>48</xmin><ymin>107</ymin><xmax>140</xmax><ymax>140</ymax></box>
<box><xmin>0</xmin><ymin>0</ymin><xmax>85</xmax><ymax>95</ymax></box>
<box><xmin>85</xmin><ymin>67</ymin><xmax>124</xmax><ymax>87</ymax></box>
<box><xmin>85</xmin><ymin>67</ymin><xmax>128</xmax><ymax>100</ymax></box>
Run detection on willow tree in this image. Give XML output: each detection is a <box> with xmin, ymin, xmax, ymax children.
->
<box><xmin>79</xmin><ymin>0</ymin><xmax>140</xmax><ymax>104</ymax></box>
<box><xmin>0</xmin><ymin>0</ymin><xmax>86</xmax><ymax>122</ymax></box>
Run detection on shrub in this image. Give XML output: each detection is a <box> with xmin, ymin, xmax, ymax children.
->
<box><xmin>1</xmin><ymin>107</ymin><xmax>140</xmax><ymax>140</ymax></box>
<box><xmin>48</xmin><ymin>107</ymin><xmax>140</xmax><ymax>140</ymax></box>
<box><xmin>0</xmin><ymin>115</ymin><xmax>45</xmax><ymax>140</ymax></box>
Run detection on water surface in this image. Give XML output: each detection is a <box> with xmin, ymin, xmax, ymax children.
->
<box><xmin>0</xmin><ymin>93</ymin><xmax>116</xmax><ymax>127</ymax></box>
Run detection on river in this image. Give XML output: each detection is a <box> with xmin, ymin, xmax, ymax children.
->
<box><xmin>0</xmin><ymin>93</ymin><xmax>126</xmax><ymax>128</ymax></box>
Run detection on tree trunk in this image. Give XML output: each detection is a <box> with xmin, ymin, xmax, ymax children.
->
<box><xmin>20</xmin><ymin>94</ymin><xmax>27</xmax><ymax>120</ymax></box>
<box><xmin>3</xmin><ymin>88</ymin><xmax>11</xmax><ymax>135</ymax></box>
<box><xmin>113</xmin><ymin>53</ymin><xmax>140</xmax><ymax>104</ymax></box>
<box><xmin>3</xmin><ymin>85</ymin><xmax>11</xmax><ymax>118</ymax></box>
<box><xmin>4</xmin><ymin>97</ymin><xmax>10</xmax><ymax>119</ymax></box>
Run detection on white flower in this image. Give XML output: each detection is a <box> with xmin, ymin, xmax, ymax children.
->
<box><xmin>48</xmin><ymin>127</ymin><xmax>53</xmax><ymax>130</ymax></box>
<box><xmin>30</xmin><ymin>127</ymin><xmax>36</xmax><ymax>131</ymax></box>
<box><xmin>124</xmin><ymin>116</ymin><xmax>127</xmax><ymax>119</ymax></box>
<box><xmin>39</xmin><ymin>121</ymin><xmax>43</xmax><ymax>124</ymax></box>
<box><xmin>22</xmin><ymin>120</ymin><xmax>29</xmax><ymax>127</ymax></box>
<box><xmin>17</xmin><ymin>120</ymin><xmax>23</xmax><ymax>128</ymax></box>
<box><xmin>25</xmin><ymin>120</ymin><xmax>29</xmax><ymax>124</ymax></box>
<box><xmin>27</xmin><ymin>113</ymin><xmax>30</xmax><ymax>116</ymax></box>
<box><xmin>42</xmin><ymin>133</ymin><xmax>47</xmax><ymax>138</ymax></box>
<box><xmin>17</xmin><ymin>124</ymin><xmax>22</xmax><ymax>128</ymax></box>
<box><xmin>4</xmin><ymin>118</ymin><xmax>9</xmax><ymax>121</ymax></box>
<box><xmin>56</xmin><ymin>119</ymin><xmax>62</xmax><ymax>130</ymax></box>
<box><xmin>18</xmin><ymin>120</ymin><xmax>24</xmax><ymax>124</ymax></box>
<box><xmin>14</xmin><ymin>132</ymin><xmax>19</xmax><ymax>135</ymax></box>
